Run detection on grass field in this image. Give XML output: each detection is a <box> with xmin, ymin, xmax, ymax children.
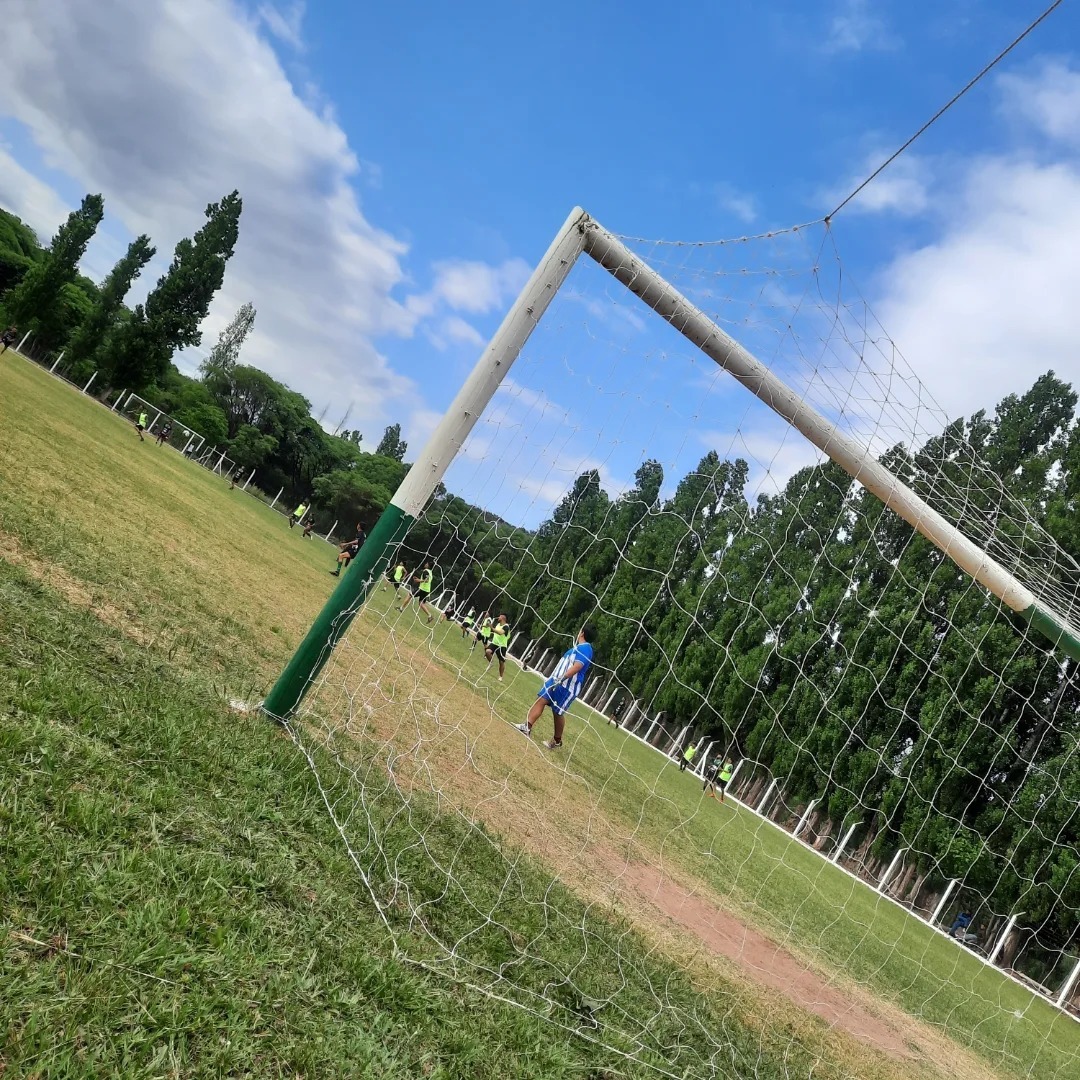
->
<box><xmin>1</xmin><ymin>350</ymin><xmax>1078</xmax><ymax>1079</ymax></box>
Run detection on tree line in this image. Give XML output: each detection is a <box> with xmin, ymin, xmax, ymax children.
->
<box><xmin>408</xmin><ymin>372</ymin><xmax>1080</xmax><ymax>955</ymax></box>
<box><xmin>0</xmin><ymin>198</ymin><xmax>414</xmax><ymax>526</ymax></box>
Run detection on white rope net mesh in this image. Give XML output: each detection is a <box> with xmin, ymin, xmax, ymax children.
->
<box><xmin>288</xmin><ymin>221</ymin><xmax>1080</xmax><ymax>1079</ymax></box>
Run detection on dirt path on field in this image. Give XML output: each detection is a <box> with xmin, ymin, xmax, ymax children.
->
<box><xmin>307</xmin><ymin>635</ymin><xmax>1004</xmax><ymax>1080</ymax></box>
<box><xmin>614</xmin><ymin>858</ymin><xmax>919</xmax><ymax>1060</ymax></box>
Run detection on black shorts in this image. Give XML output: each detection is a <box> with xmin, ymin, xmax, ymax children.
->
<box><xmin>491</xmin><ymin>644</ymin><xmax>507</xmax><ymax>660</ymax></box>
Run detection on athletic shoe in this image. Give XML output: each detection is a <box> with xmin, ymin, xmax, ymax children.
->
<box><xmin>330</xmin><ymin>570</ymin><xmax>340</xmax><ymax>577</ymax></box>
<box><xmin>516</xmin><ymin>723</ymin><xmax>531</xmax><ymax>737</ymax></box>
<box><xmin>498</xmin><ymin>675</ymin><xmax>504</xmax><ymax>682</ymax></box>
<box><xmin>545</xmin><ymin>739</ymin><xmax>562</xmax><ymax>750</ymax></box>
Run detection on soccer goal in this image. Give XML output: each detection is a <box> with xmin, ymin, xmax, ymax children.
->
<box><xmin>263</xmin><ymin>209</ymin><xmax>1080</xmax><ymax>1078</ymax></box>
<box><xmin>118</xmin><ymin>392</ymin><xmax>206</xmax><ymax>456</ymax></box>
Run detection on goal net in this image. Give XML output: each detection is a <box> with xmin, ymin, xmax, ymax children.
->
<box><xmin>117</xmin><ymin>392</ymin><xmax>205</xmax><ymax>455</ymax></box>
<box><xmin>269</xmin><ymin>211</ymin><xmax>1080</xmax><ymax>1079</ymax></box>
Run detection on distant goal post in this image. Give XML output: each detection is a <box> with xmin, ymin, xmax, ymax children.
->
<box><xmin>262</xmin><ymin>206</ymin><xmax>1080</xmax><ymax>720</ymax></box>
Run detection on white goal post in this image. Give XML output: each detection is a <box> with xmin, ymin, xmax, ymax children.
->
<box><xmin>265</xmin><ymin>205</ymin><xmax>1080</xmax><ymax>718</ymax></box>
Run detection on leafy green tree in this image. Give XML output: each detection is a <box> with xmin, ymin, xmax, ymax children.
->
<box><xmin>2</xmin><ymin>193</ymin><xmax>104</xmax><ymax>347</ymax></box>
<box><xmin>0</xmin><ymin>208</ymin><xmax>43</xmax><ymax>295</ymax></box>
<box><xmin>103</xmin><ymin>191</ymin><xmax>242</xmax><ymax>390</ymax></box>
<box><xmin>230</xmin><ymin>424</ymin><xmax>278</xmax><ymax>472</ymax></box>
<box><xmin>313</xmin><ymin>468</ymin><xmax>394</xmax><ymax>527</ymax></box>
<box><xmin>376</xmin><ymin>422</ymin><xmax>408</xmax><ymax>461</ymax></box>
<box><xmin>66</xmin><ymin>235</ymin><xmax>155</xmax><ymax>375</ymax></box>
<box><xmin>201</xmin><ymin>301</ymin><xmax>256</xmax><ymax>388</ymax></box>
<box><xmin>176</xmin><ymin>402</ymin><xmax>229</xmax><ymax>446</ymax></box>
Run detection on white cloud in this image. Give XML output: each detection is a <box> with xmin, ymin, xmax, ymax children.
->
<box><xmin>870</xmin><ymin>63</ymin><xmax>1080</xmax><ymax>425</ymax></box>
<box><xmin>0</xmin><ymin>144</ymin><xmax>72</xmax><ymax>242</ymax></box>
<box><xmin>824</xmin><ymin>0</ymin><xmax>898</xmax><ymax>54</ymax></box>
<box><xmin>441</xmin><ymin>315</ymin><xmax>486</xmax><ymax>348</ymax></box>
<box><xmin>714</xmin><ymin>182</ymin><xmax>757</xmax><ymax>225</ymax></box>
<box><xmin>409</xmin><ymin>257</ymin><xmax>531</xmax><ymax>319</ymax></box>
<box><xmin>999</xmin><ymin>60</ymin><xmax>1080</xmax><ymax>145</ymax></box>
<box><xmin>826</xmin><ymin>151</ymin><xmax>930</xmax><ymax>217</ymax></box>
<box><xmin>0</xmin><ymin>0</ymin><xmax>416</xmax><ymax>433</ymax></box>
<box><xmin>258</xmin><ymin>1</ymin><xmax>306</xmax><ymax>50</ymax></box>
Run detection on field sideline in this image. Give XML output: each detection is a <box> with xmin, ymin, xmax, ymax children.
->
<box><xmin>1</xmin><ymin>351</ymin><xmax>1077</xmax><ymax>1079</ymax></box>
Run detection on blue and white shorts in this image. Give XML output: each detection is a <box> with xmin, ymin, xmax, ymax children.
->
<box><xmin>539</xmin><ymin>682</ymin><xmax>575</xmax><ymax>716</ymax></box>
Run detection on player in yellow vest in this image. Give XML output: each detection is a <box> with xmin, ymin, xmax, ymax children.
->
<box><xmin>460</xmin><ymin>607</ymin><xmax>476</xmax><ymax>638</ymax></box>
<box><xmin>400</xmin><ymin>561</ymin><xmax>435</xmax><ymax>623</ymax></box>
<box><xmin>472</xmin><ymin>612</ymin><xmax>492</xmax><ymax>652</ymax></box>
<box><xmin>718</xmin><ymin>758</ymin><xmax>735</xmax><ymax>804</ymax></box>
<box><xmin>385</xmin><ymin>560</ymin><xmax>407</xmax><ymax>593</ymax></box>
<box><xmin>485</xmin><ymin>614</ymin><xmax>511</xmax><ymax>680</ymax></box>
<box><xmin>290</xmin><ymin>501</ymin><xmax>308</xmax><ymax>529</ymax></box>
<box><xmin>706</xmin><ymin>758</ymin><xmax>735</xmax><ymax>802</ymax></box>
<box><xmin>679</xmin><ymin>742</ymin><xmax>697</xmax><ymax>772</ymax></box>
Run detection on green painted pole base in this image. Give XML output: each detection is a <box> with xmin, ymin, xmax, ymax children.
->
<box><xmin>263</xmin><ymin>503</ymin><xmax>411</xmax><ymax>720</ymax></box>
<box><xmin>1021</xmin><ymin>602</ymin><xmax>1080</xmax><ymax>663</ymax></box>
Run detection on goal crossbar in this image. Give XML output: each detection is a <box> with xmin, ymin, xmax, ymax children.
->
<box><xmin>263</xmin><ymin>207</ymin><xmax>1080</xmax><ymax>719</ymax></box>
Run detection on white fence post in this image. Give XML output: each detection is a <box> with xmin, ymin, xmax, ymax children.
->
<box><xmin>49</xmin><ymin>350</ymin><xmax>65</xmax><ymax>373</ymax></box>
<box><xmin>324</xmin><ymin>520</ymin><xmax>338</xmax><ymax>541</ymax></box>
<box><xmin>793</xmin><ymin>799</ymin><xmax>818</xmax><ymax>838</ymax></box>
<box><xmin>987</xmin><ymin>913</ymin><xmax>1022</xmax><ymax>966</ymax></box>
<box><xmin>696</xmin><ymin>740</ymin><xmax>715</xmax><ymax>778</ymax></box>
<box><xmin>757</xmin><ymin>778</ymin><xmax>779</xmax><ymax>815</ymax></box>
<box><xmin>832</xmin><ymin>821</ymin><xmax>859</xmax><ymax>864</ymax></box>
<box><xmin>725</xmin><ymin>757</ymin><xmax>745</xmax><ymax>792</ymax></box>
<box><xmin>111</xmin><ymin>388</ymin><xmax>127</xmax><ymax>411</ymax></box>
<box><xmin>269</xmin><ymin>486</ymin><xmax>284</xmax><ymax>510</ymax></box>
<box><xmin>644</xmin><ymin>712</ymin><xmax>662</xmax><ymax>746</ymax></box>
<box><xmin>215</xmin><ymin>448</ymin><xmax>227</xmax><ymax>474</ymax></box>
<box><xmin>243</xmin><ymin>468</ymin><xmax>255</xmax><ymax>490</ymax></box>
<box><xmin>930</xmin><ymin>879</ymin><xmax>959</xmax><ymax>927</ymax></box>
<box><xmin>601</xmin><ymin>687</ymin><xmax>619</xmax><ymax>716</ymax></box>
<box><xmin>82</xmin><ymin>371</ymin><xmax>98</xmax><ymax>394</ymax></box>
<box><xmin>671</xmin><ymin>723</ymin><xmax>692</xmax><ymax>758</ymax></box>
<box><xmin>16</xmin><ymin>330</ymin><xmax>30</xmax><ymax>352</ymax></box>
<box><xmin>1056</xmin><ymin>952</ymin><xmax>1080</xmax><ymax>1007</ymax></box>
<box><xmin>878</xmin><ymin>848</ymin><xmax>907</xmax><ymax>895</ymax></box>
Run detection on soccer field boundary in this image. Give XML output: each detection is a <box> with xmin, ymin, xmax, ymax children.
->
<box><xmin>4</xmin><ymin>353</ymin><xmax>1075</xmax><ymax>1077</ymax></box>
<box><xmin>4</xmin><ymin>345</ymin><xmax>342</xmax><ymax>545</ymax></box>
<box><xmin>10</xmin><ymin>343</ymin><xmax>1075</xmax><ymax>1027</ymax></box>
<box><xmin>421</xmin><ymin>600</ymin><xmax>1080</xmax><ymax>1028</ymax></box>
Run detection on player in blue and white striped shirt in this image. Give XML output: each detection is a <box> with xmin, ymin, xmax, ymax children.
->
<box><xmin>517</xmin><ymin>626</ymin><xmax>594</xmax><ymax>750</ymax></box>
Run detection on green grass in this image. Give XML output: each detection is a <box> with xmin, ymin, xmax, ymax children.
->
<box><xmin>0</xmin><ymin>350</ymin><xmax>1077</xmax><ymax>1078</ymax></box>
<box><xmin>322</xmin><ymin>598</ymin><xmax>1080</xmax><ymax>1078</ymax></box>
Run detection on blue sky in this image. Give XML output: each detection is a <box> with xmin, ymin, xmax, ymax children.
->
<box><xmin>3</xmin><ymin>1</ymin><xmax>1080</xmax><ymax>523</ymax></box>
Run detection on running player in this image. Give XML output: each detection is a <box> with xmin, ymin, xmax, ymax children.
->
<box><xmin>400</xmin><ymin>562</ymin><xmax>435</xmax><ymax>622</ymax></box>
<box><xmin>472</xmin><ymin>612</ymin><xmax>492</xmax><ymax>652</ymax></box>
<box><xmin>330</xmin><ymin>536</ymin><xmax>361</xmax><ymax>576</ymax></box>
<box><xmin>517</xmin><ymin>626</ymin><xmax>594</xmax><ymax>750</ymax></box>
<box><xmin>485</xmin><ymin>614</ymin><xmax>511</xmax><ymax>680</ymax></box>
